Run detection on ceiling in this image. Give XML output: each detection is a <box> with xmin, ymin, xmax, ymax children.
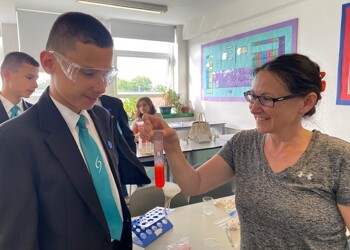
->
<box><xmin>0</xmin><ymin>0</ymin><xmax>236</xmax><ymax>26</ymax></box>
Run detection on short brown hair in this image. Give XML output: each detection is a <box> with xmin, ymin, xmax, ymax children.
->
<box><xmin>46</xmin><ymin>12</ymin><xmax>113</xmax><ymax>54</ymax></box>
<box><xmin>1</xmin><ymin>51</ymin><xmax>39</xmax><ymax>74</ymax></box>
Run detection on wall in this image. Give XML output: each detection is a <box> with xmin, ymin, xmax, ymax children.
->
<box><xmin>1</xmin><ymin>23</ymin><xmax>18</xmax><ymax>55</ymax></box>
<box><xmin>0</xmin><ymin>23</ymin><xmax>18</xmax><ymax>88</ymax></box>
<box><xmin>175</xmin><ymin>25</ymin><xmax>189</xmax><ymax>106</ymax></box>
<box><xmin>186</xmin><ymin>0</ymin><xmax>350</xmax><ymax>141</ymax></box>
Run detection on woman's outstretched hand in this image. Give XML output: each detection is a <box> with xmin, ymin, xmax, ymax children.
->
<box><xmin>140</xmin><ymin>113</ymin><xmax>179</xmax><ymax>151</ymax></box>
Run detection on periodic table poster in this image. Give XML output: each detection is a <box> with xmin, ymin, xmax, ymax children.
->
<box><xmin>201</xmin><ymin>19</ymin><xmax>298</xmax><ymax>101</ymax></box>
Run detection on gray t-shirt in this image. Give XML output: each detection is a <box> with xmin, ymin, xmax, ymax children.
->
<box><xmin>218</xmin><ymin>129</ymin><xmax>350</xmax><ymax>250</ymax></box>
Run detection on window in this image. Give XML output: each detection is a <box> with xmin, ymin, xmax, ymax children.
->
<box><xmin>26</xmin><ymin>72</ymin><xmax>50</xmax><ymax>104</ymax></box>
<box><xmin>113</xmin><ymin>38</ymin><xmax>174</xmax><ymax>98</ymax></box>
<box><xmin>34</xmin><ymin>72</ymin><xmax>50</xmax><ymax>95</ymax></box>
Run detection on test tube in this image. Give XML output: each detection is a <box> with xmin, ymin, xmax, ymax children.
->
<box><xmin>153</xmin><ymin>130</ymin><xmax>165</xmax><ymax>188</ymax></box>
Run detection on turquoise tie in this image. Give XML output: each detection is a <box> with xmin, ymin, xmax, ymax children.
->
<box><xmin>77</xmin><ymin>115</ymin><xmax>123</xmax><ymax>240</ymax></box>
<box><xmin>10</xmin><ymin>105</ymin><xmax>19</xmax><ymax>119</ymax></box>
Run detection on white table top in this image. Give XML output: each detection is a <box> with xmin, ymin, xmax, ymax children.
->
<box><xmin>168</xmin><ymin>121</ymin><xmax>226</xmax><ymax>129</ymax></box>
<box><xmin>178</xmin><ymin>137</ymin><xmax>227</xmax><ymax>152</ymax></box>
<box><xmin>215</xmin><ymin>133</ymin><xmax>235</xmax><ymax>142</ymax></box>
<box><xmin>133</xmin><ymin>195</ymin><xmax>239</xmax><ymax>250</ymax></box>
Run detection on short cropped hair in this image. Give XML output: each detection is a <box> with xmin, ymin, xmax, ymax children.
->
<box><xmin>1</xmin><ymin>52</ymin><xmax>39</xmax><ymax>74</ymax></box>
<box><xmin>46</xmin><ymin>12</ymin><xmax>113</xmax><ymax>54</ymax></box>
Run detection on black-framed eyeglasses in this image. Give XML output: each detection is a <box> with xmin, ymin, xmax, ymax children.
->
<box><xmin>243</xmin><ymin>90</ymin><xmax>303</xmax><ymax>108</ymax></box>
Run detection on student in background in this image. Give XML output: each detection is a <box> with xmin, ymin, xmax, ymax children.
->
<box><xmin>99</xmin><ymin>94</ymin><xmax>146</xmax><ymax>199</ymax></box>
<box><xmin>141</xmin><ymin>53</ymin><xmax>350</xmax><ymax>249</ymax></box>
<box><xmin>130</xmin><ymin>96</ymin><xmax>160</xmax><ymax>140</ymax></box>
<box><xmin>0</xmin><ymin>12</ymin><xmax>149</xmax><ymax>249</ymax></box>
<box><xmin>0</xmin><ymin>51</ymin><xmax>39</xmax><ymax>123</ymax></box>
<box><xmin>99</xmin><ymin>95</ymin><xmax>136</xmax><ymax>152</ymax></box>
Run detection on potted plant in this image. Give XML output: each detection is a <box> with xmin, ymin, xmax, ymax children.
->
<box><xmin>159</xmin><ymin>86</ymin><xmax>183</xmax><ymax>114</ymax></box>
<box><xmin>180</xmin><ymin>106</ymin><xmax>190</xmax><ymax>113</ymax></box>
<box><xmin>123</xmin><ymin>97</ymin><xmax>138</xmax><ymax>120</ymax></box>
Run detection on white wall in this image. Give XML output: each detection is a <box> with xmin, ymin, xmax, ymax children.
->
<box><xmin>0</xmin><ymin>23</ymin><xmax>18</xmax><ymax>89</ymax></box>
<box><xmin>175</xmin><ymin>25</ymin><xmax>189</xmax><ymax>106</ymax></box>
<box><xmin>1</xmin><ymin>23</ymin><xmax>18</xmax><ymax>55</ymax></box>
<box><xmin>186</xmin><ymin>0</ymin><xmax>350</xmax><ymax>141</ymax></box>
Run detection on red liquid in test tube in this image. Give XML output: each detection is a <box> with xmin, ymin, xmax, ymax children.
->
<box><xmin>154</xmin><ymin>130</ymin><xmax>165</xmax><ymax>188</ymax></box>
<box><xmin>155</xmin><ymin>164</ymin><xmax>165</xmax><ymax>188</ymax></box>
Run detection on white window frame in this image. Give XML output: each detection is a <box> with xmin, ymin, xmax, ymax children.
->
<box><xmin>113</xmin><ymin>45</ymin><xmax>174</xmax><ymax>99</ymax></box>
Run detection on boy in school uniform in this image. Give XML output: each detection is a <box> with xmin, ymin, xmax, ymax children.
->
<box><xmin>0</xmin><ymin>12</ymin><xmax>149</xmax><ymax>249</ymax></box>
<box><xmin>0</xmin><ymin>51</ymin><xmax>39</xmax><ymax>123</ymax></box>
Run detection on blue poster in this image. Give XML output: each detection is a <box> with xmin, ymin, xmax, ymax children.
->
<box><xmin>201</xmin><ymin>19</ymin><xmax>298</xmax><ymax>101</ymax></box>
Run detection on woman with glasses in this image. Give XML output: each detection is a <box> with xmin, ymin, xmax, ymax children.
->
<box><xmin>141</xmin><ymin>53</ymin><xmax>350</xmax><ymax>249</ymax></box>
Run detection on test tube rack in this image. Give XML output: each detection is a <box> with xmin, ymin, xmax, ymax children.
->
<box><xmin>132</xmin><ymin>206</ymin><xmax>173</xmax><ymax>247</ymax></box>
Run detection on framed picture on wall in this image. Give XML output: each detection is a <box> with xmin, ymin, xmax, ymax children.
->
<box><xmin>337</xmin><ymin>3</ymin><xmax>350</xmax><ymax>105</ymax></box>
<box><xmin>201</xmin><ymin>19</ymin><xmax>298</xmax><ymax>102</ymax></box>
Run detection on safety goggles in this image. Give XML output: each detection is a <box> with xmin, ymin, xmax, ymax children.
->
<box><xmin>50</xmin><ymin>51</ymin><xmax>118</xmax><ymax>86</ymax></box>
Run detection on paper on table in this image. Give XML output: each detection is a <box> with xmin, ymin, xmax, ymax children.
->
<box><xmin>215</xmin><ymin>210</ymin><xmax>238</xmax><ymax>229</ymax></box>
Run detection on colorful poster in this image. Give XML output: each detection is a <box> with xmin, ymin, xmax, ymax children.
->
<box><xmin>337</xmin><ymin>3</ymin><xmax>350</xmax><ymax>105</ymax></box>
<box><xmin>201</xmin><ymin>19</ymin><xmax>298</xmax><ymax>101</ymax></box>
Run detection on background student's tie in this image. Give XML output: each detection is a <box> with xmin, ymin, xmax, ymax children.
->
<box><xmin>77</xmin><ymin>115</ymin><xmax>123</xmax><ymax>240</ymax></box>
<box><xmin>10</xmin><ymin>105</ymin><xmax>19</xmax><ymax>119</ymax></box>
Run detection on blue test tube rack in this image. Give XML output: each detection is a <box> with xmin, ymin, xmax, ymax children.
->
<box><xmin>132</xmin><ymin>207</ymin><xmax>173</xmax><ymax>247</ymax></box>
